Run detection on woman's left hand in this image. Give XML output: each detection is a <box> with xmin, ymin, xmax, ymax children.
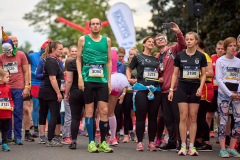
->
<box><xmin>196</xmin><ymin>87</ymin><xmax>202</xmax><ymax>97</ymax></box>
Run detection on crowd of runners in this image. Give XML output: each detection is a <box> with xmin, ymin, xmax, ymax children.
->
<box><xmin>0</xmin><ymin>18</ymin><xmax>240</xmax><ymax>158</ymax></box>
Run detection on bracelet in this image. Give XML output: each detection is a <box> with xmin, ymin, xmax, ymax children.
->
<box><xmin>25</xmin><ymin>86</ymin><xmax>30</xmax><ymax>89</ymax></box>
<box><xmin>122</xmin><ymin>93</ymin><xmax>126</xmax><ymax>95</ymax></box>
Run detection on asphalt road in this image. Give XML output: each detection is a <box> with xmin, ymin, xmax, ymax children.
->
<box><xmin>1</xmin><ymin>131</ymin><xmax>222</xmax><ymax>160</ymax></box>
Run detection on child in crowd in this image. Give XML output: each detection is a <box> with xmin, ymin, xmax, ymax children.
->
<box><xmin>0</xmin><ymin>69</ymin><xmax>14</xmax><ymax>151</ymax></box>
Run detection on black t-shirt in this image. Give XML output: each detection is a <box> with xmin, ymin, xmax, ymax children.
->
<box><xmin>235</xmin><ymin>52</ymin><xmax>240</xmax><ymax>59</ymax></box>
<box><xmin>67</xmin><ymin>59</ymin><xmax>79</xmax><ymax>91</ymax></box>
<box><xmin>19</xmin><ymin>50</ymin><xmax>32</xmax><ymax>64</ymax></box>
<box><xmin>43</xmin><ymin>57</ymin><xmax>64</xmax><ymax>100</ymax></box>
<box><xmin>129</xmin><ymin>53</ymin><xmax>159</xmax><ymax>86</ymax></box>
<box><xmin>174</xmin><ymin>50</ymin><xmax>207</xmax><ymax>83</ymax></box>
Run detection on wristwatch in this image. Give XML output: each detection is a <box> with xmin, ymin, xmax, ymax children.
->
<box><xmin>169</xmin><ymin>88</ymin><xmax>173</xmax><ymax>92</ymax></box>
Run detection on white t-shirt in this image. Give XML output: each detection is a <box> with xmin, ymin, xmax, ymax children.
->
<box><xmin>216</xmin><ymin>56</ymin><xmax>240</xmax><ymax>96</ymax></box>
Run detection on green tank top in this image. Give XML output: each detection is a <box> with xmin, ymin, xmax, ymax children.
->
<box><xmin>82</xmin><ymin>35</ymin><xmax>108</xmax><ymax>83</ymax></box>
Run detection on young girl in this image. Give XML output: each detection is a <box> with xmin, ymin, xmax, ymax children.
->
<box><xmin>0</xmin><ymin>69</ymin><xmax>14</xmax><ymax>151</ymax></box>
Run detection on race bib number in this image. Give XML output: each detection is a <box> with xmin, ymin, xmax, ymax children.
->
<box><xmin>183</xmin><ymin>66</ymin><xmax>200</xmax><ymax>79</ymax></box>
<box><xmin>89</xmin><ymin>64</ymin><xmax>104</xmax><ymax>77</ymax></box>
<box><xmin>213</xmin><ymin>76</ymin><xmax>218</xmax><ymax>87</ymax></box>
<box><xmin>127</xmin><ymin>84</ymin><xmax>133</xmax><ymax>91</ymax></box>
<box><xmin>0</xmin><ymin>98</ymin><xmax>11</xmax><ymax>110</ymax></box>
<box><xmin>60</xmin><ymin>79</ymin><xmax>65</xmax><ymax>91</ymax></box>
<box><xmin>226</xmin><ymin>67</ymin><xmax>239</xmax><ymax>81</ymax></box>
<box><xmin>143</xmin><ymin>67</ymin><xmax>158</xmax><ymax>79</ymax></box>
<box><xmin>159</xmin><ymin>59</ymin><xmax>164</xmax><ymax>72</ymax></box>
<box><xmin>3</xmin><ymin>62</ymin><xmax>18</xmax><ymax>73</ymax></box>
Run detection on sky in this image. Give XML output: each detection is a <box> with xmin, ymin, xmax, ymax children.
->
<box><xmin>0</xmin><ymin>0</ymin><xmax>152</xmax><ymax>51</ymax></box>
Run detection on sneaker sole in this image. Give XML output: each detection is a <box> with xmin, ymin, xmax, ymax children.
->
<box><xmin>188</xmin><ymin>152</ymin><xmax>198</xmax><ymax>156</ymax></box>
<box><xmin>46</xmin><ymin>145</ymin><xmax>63</xmax><ymax>147</ymax></box>
<box><xmin>61</xmin><ymin>142</ymin><xmax>71</xmax><ymax>145</ymax></box>
<box><xmin>109</xmin><ymin>142</ymin><xmax>118</xmax><ymax>146</ymax></box>
<box><xmin>136</xmin><ymin>148</ymin><xmax>144</xmax><ymax>151</ymax></box>
<box><xmin>39</xmin><ymin>141</ymin><xmax>46</xmax><ymax>144</ymax></box>
<box><xmin>24</xmin><ymin>139</ymin><xmax>35</xmax><ymax>142</ymax></box>
<box><xmin>178</xmin><ymin>153</ymin><xmax>187</xmax><ymax>156</ymax></box>
<box><xmin>229</xmin><ymin>154</ymin><xmax>240</xmax><ymax>158</ymax></box>
<box><xmin>219</xmin><ymin>154</ymin><xmax>230</xmax><ymax>158</ymax></box>
<box><xmin>2</xmin><ymin>149</ymin><xmax>10</xmax><ymax>151</ymax></box>
<box><xmin>98</xmin><ymin>149</ymin><xmax>113</xmax><ymax>153</ymax></box>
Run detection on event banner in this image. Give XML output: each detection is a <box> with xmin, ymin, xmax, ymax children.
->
<box><xmin>108</xmin><ymin>3</ymin><xmax>136</xmax><ymax>61</ymax></box>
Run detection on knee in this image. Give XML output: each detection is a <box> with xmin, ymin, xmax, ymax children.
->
<box><xmin>85</xmin><ymin>107</ymin><xmax>93</xmax><ymax>117</ymax></box>
<box><xmin>100</xmin><ymin>107</ymin><xmax>108</xmax><ymax>116</ymax></box>
<box><xmin>23</xmin><ymin>106</ymin><xmax>30</xmax><ymax>115</ymax></box>
<box><xmin>180</xmin><ymin>114</ymin><xmax>188</xmax><ymax>123</ymax></box>
<box><xmin>189</xmin><ymin>115</ymin><xmax>197</xmax><ymax>124</ymax></box>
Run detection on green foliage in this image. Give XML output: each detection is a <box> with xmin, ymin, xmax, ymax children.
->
<box><xmin>23</xmin><ymin>0</ymin><xmax>117</xmax><ymax>48</ymax></box>
<box><xmin>18</xmin><ymin>41</ymin><xmax>32</xmax><ymax>53</ymax></box>
<box><xmin>145</xmin><ymin>0</ymin><xmax>240</xmax><ymax>54</ymax></box>
<box><xmin>0</xmin><ymin>44</ymin><xmax>2</xmax><ymax>54</ymax></box>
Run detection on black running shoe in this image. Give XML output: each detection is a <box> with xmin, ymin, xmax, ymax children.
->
<box><xmin>158</xmin><ymin>143</ymin><xmax>176</xmax><ymax>151</ymax></box>
<box><xmin>176</xmin><ymin>145</ymin><xmax>181</xmax><ymax>152</ymax></box>
<box><xmin>196</xmin><ymin>144</ymin><xmax>213</xmax><ymax>152</ymax></box>
<box><xmin>194</xmin><ymin>140</ymin><xmax>202</xmax><ymax>148</ymax></box>
<box><xmin>69</xmin><ymin>142</ymin><xmax>77</xmax><ymax>149</ymax></box>
<box><xmin>25</xmin><ymin>133</ymin><xmax>35</xmax><ymax>142</ymax></box>
<box><xmin>129</xmin><ymin>131</ymin><xmax>135</xmax><ymax>141</ymax></box>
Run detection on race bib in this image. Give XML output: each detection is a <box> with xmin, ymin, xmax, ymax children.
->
<box><xmin>127</xmin><ymin>84</ymin><xmax>133</xmax><ymax>91</ymax></box>
<box><xmin>213</xmin><ymin>76</ymin><xmax>218</xmax><ymax>87</ymax></box>
<box><xmin>143</xmin><ymin>67</ymin><xmax>158</xmax><ymax>79</ymax></box>
<box><xmin>159</xmin><ymin>59</ymin><xmax>164</xmax><ymax>72</ymax></box>
<box><xmin>3</xmin><ymin>62</ymin><xmax>18</xmax><ymax>73</ymax></box>
<box><xmin>60</xmin><ymin>79</ymin><xmax>65</xmax><ymax>91</ymax></box>
<box><xmin>226</xmin><ymin>67</ymin><xmax>239</xmax><ymax>81</ymax></box>
<box><xmin>0</xmin><ymin>98</ymin><xmax>11</xmax><ymax>110</ymax></box>
<box><xmin>183</xmin><ymin>66</ymin><xmax>200</xmax><ymax>79</ymax></box>
<box><xmin>89</xmin><ymin>64</ymin><xmax>104</xmax><ymax>77</ymax></box>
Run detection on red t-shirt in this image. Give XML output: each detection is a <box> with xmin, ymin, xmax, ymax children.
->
<box><xmin>211</xmin><ymin>54</ymin><xmax>220</xmax><ymax>90</ymax></box>
<box><xmin>0</xmin><ymin>84</ymin><xmax>14</xmax><ymax>119</ymax></box>
<box><xmin>0</xmin><ymin>50</ymin><xmax>28</xmax><ymax>89</ymax></box>
<box><xmin>234</xmin><ymin>51</ymin><xmax>239</xmax><ymax>56</ymax></box>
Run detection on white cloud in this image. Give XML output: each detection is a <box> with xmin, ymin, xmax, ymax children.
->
<box><xmin>0</xmin><ymin>0</ymin><xmax>152</xmax><ymax>51</ymax></box>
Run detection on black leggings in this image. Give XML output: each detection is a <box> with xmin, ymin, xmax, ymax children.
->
<box><xmin>157</xmin><ymin>106</ymin><xmax>165</xmax><ymax>139</ymax></box>
<box><xmin>70</xmin><ymin>89</ymin><xmax>97</xmax><ymax>140</ymax></box>
<box><xmin>47</xmin><ymin>100</ymin><xmax>61</xmax><ymax>141</ymax></box>
<box><xmin>69</xmin><ymin>89</ymin><xmax>85</xmax><ymax>140</ymax></box>
<box><xmin>39</xmin><ymin>98</ymin><xmax>61</xmax><ymax>125</ymax></box>
<box><xmin>114</xmin><ymin>99</ymin><xmax>123</xmax><ymax>133</ymax></box>
<box><xmin>135</xmin><ymin>90</ymin><xmax>161</xmax><ymax>143</ymax></box>
<box><xmin>122</xmin><ymin>93</ymin><xmax>133</xmax><ymax>135</ymax></box>
<box><xmin>196</xmin><ymin>100</ymin><xmax>210</xmax><ymax>141</ymax></box>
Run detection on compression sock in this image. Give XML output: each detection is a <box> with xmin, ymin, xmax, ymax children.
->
<box><xmin>189</xmin><ymin>143</ymin><xmax>194</xmax><ymax>148</ymax></box>
<box><xmin>108</xmin><ymin>116</ymin><xmax>117</xmax><ymax>140</ymax></box>
<box><xmin>85</xmin><ymin>117</ymin><xmax>94</xmax><ymax>143</ymax></box>
<box><xmin>182</xmin><ymin>142</ymin><xmax>186</xmax><ymax>147</ymax></box>
<box><xmin>100</xmin><ymin>120</ymin><xmax>108</xmax><ymax>143</ymax></box>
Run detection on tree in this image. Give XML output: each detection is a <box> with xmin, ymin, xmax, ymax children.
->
<box><xmin>18</xmin><ymin>41</ymin><xmax>32</xmax><ymax>53</ymax></box>
<box><xmin>23</xmin><ymin>0</ymin><xmax>117</xmax><ymax>48</ymax></box>
<box><xmin>147</xmin><ymin>0</ymin><xmax>240</xmax><ymax>54</ymax></box>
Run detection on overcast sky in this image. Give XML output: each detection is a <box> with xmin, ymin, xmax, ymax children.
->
<box><xmin>0</xmin><ymin>0</ymin><xmax>152</xmax><ymax>51</ymax></box>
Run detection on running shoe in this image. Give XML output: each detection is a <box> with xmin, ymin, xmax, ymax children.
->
<box><xmin>154</xmin><ymin>139</ymin><xmax>162</xmax><ymax>148</ymax></box>
<box><xmin>123</xmin><ymin>135</ymin><xmax>130</xmax><ymax>143</ymax></box>
<box><xmin>136</xmin><ymin>142</ymin><xmax>144</xmax><ymax>151</ymax></box>
<box><xmin>147</xmin><ymin>142</ymin><xmax>157</xmax><ymax>151</ymax></box>
<box><xmin>178</xmin><ymin>145</ymin><xmax>187</xmax><ymax>156</ymax></box>
<box><xmin>210</xmin><ymin>131</ymin><xmax>215</xmax><ymax>138</ymax></box>
<box><xmin>227</xmin><ymin>148</ymin><xmax>240</xmax><ymax>157</ymax></box>
<box><xmin>61</xmin><ymin>137</ymin><xmax>72</xmax><ymax>145</ymax></box>
<box><xmin>85</xmin><ymin>133</ymin><xmax>88</xmax><ymax>137</ymax></box>
<box><xmin>176</xmin><ymin>144</ymin><xmax>181</xmax><ymax>152</ymax></box>
<box><xmin>159</xmin><ymin>143</ymin><xmax>176</xmax><ymax>151</ymax></box>
<box><xmin>14</xmin><ymin>138</ymin><xmax>23</xmax><ymax>145</ymax></box>
<box><xmin>107</xmin><ymin>137</ymin><xmax>118</xmax><ymax>146</ymax></box>
<box><xmin>25</xmin><ymin>133</ymin><xmax>35</xmax><ymax>142</ymax></box>
<box><xmin>55</xmin><ymin>135</ymin><xmax>62</xmax><ymax>142</ymax></box>
<box><xmin>46</xmin><ymin>138</ymin><xmax>63</xmax><ymax>147</ymax></box>
<box><xmin>78</xmin><ymin>129</ymin><xmax>85</xmax><ymax>136</ymax></box>
<box><xmin>219</xmin><ymin>149</ymin><xmax>230</xmax><ymax>158</ymax></box>
<box><xmin>129</xmin><ymin>131</ymin><xmax>135</xmax><ymax>141</ymax></box>
<box><xmin>95</xmin><ymin>130</ymin><xmax>100</xmax><ymax>137</ymax></box>
<box><xmin>7</xmin><ymin>138</ymin><xmax>13</xmax><ymax>144</ymax></box>
<box><xmin>2</xmin><ymin>143</ymin><xmax>10</xmax><ymax>151</ymax></box>
<box><xmin>69</xmin><ymin>142</ymin><xmax>77</xmax><ymax>149</ymax></box>
<box><xmin>98</xmin><ymin>141</ymin><xmax>113</xmax><ymax>153</ymax></box>
<box><xmin>194</xmin><ymin>140</ymin><xmax>202</xmax><ymax>148</ymax></box>
<box><xmin>120</xmin><ymin>129</ymin><xmax>124</xmax><ymax>136</ymax></box>
<box><xmin>31</xmin><ymin>132</ymin><xmax>39</xmax><ymax>138</ymax></box>
<box><xmin>196</xmin><ymin>143</ymin><xmax>213</xmax><ymax>152</ymax></box>
<box><xmin>116</xmin><ymin>132</ymin><xmax>121</xmax><ymax>142</ymax></box>
<box><xmin>39</xmin><ymin>136</ymin><xmax>47</xmax><ymax>144</ymax></box>
<box><xmin>87</xmin><ymin>141</ymin><xmax>98</xmax><ymax>153</ymax></box>
<box><xmin>188</xmin><ymin>147</ymin><xmax>198</xmax><ymax>156</ymax></box>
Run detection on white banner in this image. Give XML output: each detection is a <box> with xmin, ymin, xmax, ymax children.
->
<box><xmin>107</xmin><ymin>3</ymin><xmax>136</xmax><ymax>61</ymax></box>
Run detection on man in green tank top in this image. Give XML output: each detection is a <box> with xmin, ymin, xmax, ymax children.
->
<box><xmin>76</xmin><ymin>18</ymin><xmax>113</xmax><ymax>153</ymax></box>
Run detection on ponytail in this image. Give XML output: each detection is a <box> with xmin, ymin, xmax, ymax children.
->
<box><xmin>41</xmin><ymin>41</ymin><xmax>62</xmax><ymax>59</ymax></box>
